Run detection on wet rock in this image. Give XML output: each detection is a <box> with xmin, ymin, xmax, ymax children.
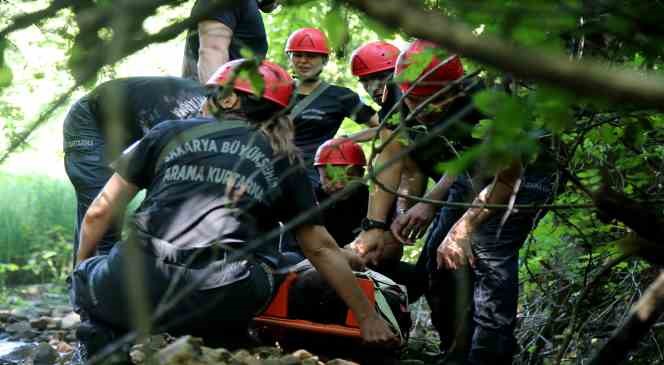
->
<box><xmin>6</xmin><ymin>321</ymin><xmax>36</xmax><ymax>339</ymax></box>
<box><xmin>292</xmin><ymin>349</ymin><xmax>314</xmax><ymax>360</ymax></box>
<box><xmin>231</xmin><ymin>349</ymin><xmax>262</xmax><ymax>365</ymax></box>
<box><xmin>130</xmin><ymin>348</ymin><xmax>146</xmax><ymax>364</ymax></box>
<box><xmin>30</xmin><ymin>317</ymin><xmax>51</xmax><ymax>331</ymax></box>
<box><xmin>64</xmin><ymin>332</ymin><xmax>77</xmax><ymax>342</ymax></box>
<box><xmin>279</xmin><ymin>354</ymin><xmax>301</xmax><ymax>365</ymax></box>
<box><xmin>0</xmin><ymin>343</ymin><xmax>37</xmax><ymax>364</ymax></box>
<box><xmin>32</xmin><ymin>342</ymin><xmax>58</xmax><ymax>365</ymax></box>
<box><xmin>36</xmin><ymin>308</ymin><xmax>52</xmax><ymax>317</ymax></box>
<box><xmin>202</xmin><ymin>346</ymin><xmax>232</xmax><ymax>362</ymax></box>
<box><xmin>326</xmin><ymin>360</ymin><xmax>360</xmax><ymax>365</ymax></box>
<box><xmin>0</xmin><ymin>311</ymin><xmax>27</xmax><ymax>324</ymax></box>
<box><xmin>156</xmin><ymin>335</ymin><xmax>203</xmax><ymax>365</ymax></box>
<box><xmin>253</xmin><ymin>346</ymin><xmax>283</xmax><ymax>359</ymax></box>
<box><xmin>50</xmin><ymin>306</ymin><xmax>72</xmax><ymax>319</ymax></box>
<box><xmin>59</xmin><ymin>313</ymin><xmax>80</xmax><ymax>330</ymax></box>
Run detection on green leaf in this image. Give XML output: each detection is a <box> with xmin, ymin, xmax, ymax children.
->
<box><xmin>0</xmin><ymin>65</ymin><xmax>13</xmax><ymax>90</ymax></box>
<box><xmin>323</xmin><ymin>7</ymin><xmax>347</xmax><ymax>52</ymax></box>
<box><xmin>434</xmin><ymin>145</ymin><xmax>483</xmax><ymax>175</ymax></box>
<box><xmin>599</xmin><ymin>125</ymin><xmax>618</xmax><ymax>144</ymax></box>
<box><xmin>240</xmin><ymin>67</ymin><xmax>264</xmax><ymax>97</ymax></box>
<box><xmin>395</xmin><ymin>48</ymin><xmax>434</xmax><ymax>83</ymax></box>
<box><xmin>533</xmin><ymin>87</ymin><xmax>573</xmax><ymax>133</ymax></box>
<box><xmin>471</xmin><ymin>119</ymin><xmax>493</xmax><ymax>139</ymax></box>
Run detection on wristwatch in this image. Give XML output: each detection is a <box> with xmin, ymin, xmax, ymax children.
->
<box><xmin>361</xmin><ymin>217</ymin><xmax>389</xmax><ymax>231</ymax></box>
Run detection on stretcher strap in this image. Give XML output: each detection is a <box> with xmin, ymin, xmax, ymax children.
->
<box><xmin>372</xmin><ymin>279</ymin><xmax>404</xmax><ymax>343</ymax></box>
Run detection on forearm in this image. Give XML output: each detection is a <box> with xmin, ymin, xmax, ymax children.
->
<box><xmin>299</xmin><ymin>227</ymin><xmax>375</xmax><ymax>322</ymax></box>
<box><xmin>457</xmin><ymin>162</ymin><xmax>522</xmax><ymax>230</ymax></box>
<box><xmin>424</xmin><ymin>174</ymin><xmax>456</xmax><ymax>201</ymax></box>
<box><xmin>368</xmin><ymin>129</ymin><xmax>403</xmax><ymax>222</ymax></box>
<box><xmin>77</xmin><ymin>193</ymin><xmax>116</xmax><ymax>264</ymax></box>
<box><xmin>396</xmin><ymin>158</ymin><xmax>426</xmax><ymax>212</ymax></box>
<box><xmin>198</xmin><ymin>48</ymin><xmax>229</xmax><ymax>83</ymax></box>
<box><xmin>197</xmin><ymin>20</ymin><xmax>231</xmax><ymax>83</ymax></box>
<box><xmin>76</xmin><ymin>174</ymin><xmax>138</xmax><ymax>265</ymax></box>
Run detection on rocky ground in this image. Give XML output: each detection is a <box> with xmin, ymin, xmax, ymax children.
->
<box><xmin>0</xmin><ymin>285</ymin><xmax>440</xmax><ymax>365</ymax></box>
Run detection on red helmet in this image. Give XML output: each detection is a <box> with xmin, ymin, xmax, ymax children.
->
<box><xmin>350</xmin><ymin>41</ymin><xmax>400</xmax><ymax>77</ymax></box>
<box><xmin>285</xmin><ymin>28</ymin><xmax>330</xmax><ymax>55</ymax></box>
<box><xmin>394</xmin><ymin>39</ymin><xmax>464</xmax><ymax>97</ymax></box>
<box><xmin>206</xmin><ymin>59</ymin><xmax>294</xmax><ymax>108</ymax></box>
<box><xmin>314</xmin><ymin>138</ymin><xmax>366</xmax><ymax>166</ymax></box>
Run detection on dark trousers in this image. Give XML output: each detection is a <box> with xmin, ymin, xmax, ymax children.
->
<box><xmin>71</xmin><ymin>241</ymin><xmax>273</xmax><ymax>342</ymax></box>
<box><xmin>419</xmin><ymin>172</ymin><xmax>557</xmax><ymax>364</ymax></box>
<box><xmin>63</xmin><ymin>98</ymin><xmax>122</xmax><ymax>260</ymax></box>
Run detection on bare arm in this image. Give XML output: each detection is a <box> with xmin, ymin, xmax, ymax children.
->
<box><xmin>437</xmin><ymin>159</ymin><xmax>523</xmax><ymax>270</ymax></box>
<box><xmin>352</xmin><ymin>128</ymin><xmax>404</xmax><ymax>262</ymax></box>
<box><xmin>296</xmin><ymin>224</ymin><xmax>397</xmax><ymax>345</ymax></box>
<box><xmin>77</xmin><ymin>173</ymin><xmax>138</xmax><ymax>265</ymax></box>
<box><xmin>197</xmin><ymin>20</ymin><xmax>232</xmax><ymax>83</ymax></box>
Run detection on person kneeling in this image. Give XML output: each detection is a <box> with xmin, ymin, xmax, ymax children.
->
<box><xmin>71</xmin><ymin>59</ymin><xmax>398</xmax><ymax>359</ymax></box>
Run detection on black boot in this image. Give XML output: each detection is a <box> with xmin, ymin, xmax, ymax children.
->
<box><xmin>75</xmin><ymin>319</ymin><xmax>130</xmax><ymax>364</ymax></box>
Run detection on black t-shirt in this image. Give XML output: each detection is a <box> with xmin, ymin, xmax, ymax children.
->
<box><xmin>113</xmin><ymin>117</ymin><xmax>321</xmax><ymax>286</ymax></box>
<box><xmin>315</xmin><ymin>184</ymin><xmax>369</xmax><ymax>247</ymax></box>
<box><xmin>183</xmin><ymin>0</ymin><xmax>268</xmax><ymax>81</ymax></box>
<box><xmin>292</xmin><ymin>85</ymin><xmax>375</xmax><ymax>180</ymax></box>
<box><xmin>401</xmin><ymin>79</ymin><xmax>487</xmax><ymax>181</ymax></box>
<box><xmin>87</xmin><ymin>77</ymin><xmax>206</xmax><ymax>158</ymax></box>
<box><xmin>378</xmin><ymin>82</ymin><xmax>402</xmax><ymax>122</ymax></box>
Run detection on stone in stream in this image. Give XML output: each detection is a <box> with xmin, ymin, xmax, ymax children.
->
<box><xmin>59</xmin><ymin>312</ymin><xmax>80</xmax><ymax>330</ymax></box>
<box><xmin>0</xmin><ymin>343</ymin><xmax>37</xmax><ymax>364</ymax></box>
<box><xmin>5</xmin><ymin>321</ymin><xmax>36</xmax><ymax>339</ymax></box>
<box><xmin>156</xmin><ymin>335</ymin><xmax>204</xmax><ymax>365</ymax></box>
<box><xmin>30</xmin><ymin>317</ymin><xmax>51</xmax><ymax>331</ymax></box>
<box><xmin>32</xmin><ymin>342</ymin><xmax>58</xmax><ymax>365</ymax></box>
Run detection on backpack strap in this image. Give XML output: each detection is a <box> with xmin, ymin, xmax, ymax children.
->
<box><xmin>289</xmin><ymin>81</ymin><xmax>330</xmax><ymax>120</ymax></box>
<box><xmin>155</xmin><ymin>119</ymin><xmax>248</xmax><ymax>172</ymax></box>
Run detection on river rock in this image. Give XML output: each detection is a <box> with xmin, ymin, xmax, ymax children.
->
<box><xmin>278</xmin><ymin>354</ymin><xmax>301</xmax><ymax>365</ymax></box>
<box><xmin>50</xmin><ymin>306</ymin><xmax>72</xmax><ymax>319</ymax></box>
<box><xmin>292</xmin><ymin>349</ymin><xmax>314</xmax><ymax>360</ymax></box>
<box><xmin>326</xmin><ymin>360</ymin><xmax>360</xmax><ymax>365</ymax></box>
<box><xmin>202</xmin><ymin>346</ymin><xmax>232</xmax><ymax>362</ymax></box>
<box><xmin>0</xmin><ymin>343</ymin><xmax>37</xmax><ymax>363</ymax></box>
<box><xmin>30</xmin><ymin>317</ymin><xmax>51</xmax><ymax>331</ymax></box>
<box><xmin>32</xmin><ymin>342</ymin><xmax>58</xmax><ymax>365</ymax></box>
<box><xmin>59</xmin><ymin>313</ymin><xmax>80</xmax><ymax>330</ymax></box>
<box><xmin>156</xmin><ymin>335</ymin><xmax>203</xmax><ymax>365</ymax></box>
<box><xmin>6</xmin><ymin>321</ymin><xmax>34</xmax><ymax>338</ymax></box>
<box><xmin>253</xmin><ymin>346</ymin><xmax>282</xmax><ymax>359</ymax></box>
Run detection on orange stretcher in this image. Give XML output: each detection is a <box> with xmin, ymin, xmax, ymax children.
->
<box><xmin>253</xmin><ymin>272</ymin><xmax>375</xmax><ymax>339</ymax></box>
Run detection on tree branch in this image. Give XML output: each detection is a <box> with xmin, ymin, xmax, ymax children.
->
<box><xmin>590</xmin><ymin>272</ymin><xmax>664</xmax><ymax>365</ymax></box>
<box><xmin>342</xmin><ymin>0</ymin><xmax>664</xmax><ymax>109</ymax></box>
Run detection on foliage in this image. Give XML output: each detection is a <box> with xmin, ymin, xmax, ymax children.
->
<box><xmin>0</xmin><ymin>173</ymin><xmax>75</xmax><ymax>285</ymax></box>
<box><xmin>0</xmin><ymin>0</ymin><xmax>663</xmax><ymax>363</ymax></box>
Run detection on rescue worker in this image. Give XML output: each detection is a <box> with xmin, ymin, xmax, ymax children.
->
<box><xmin>314</xmin><ymin>138</ymin><xmax>425</xmax><ymax>302</ymax></box>
<box><xmin>63</xmin><ymin>77</ymin><xmax>206</xmax><ymax>261</ymax></box>
<box><xmin>352</xmin><ymin>40</ymin><xmax>558</xmax><ymax>364</ymax></box>
<box><xmin>350</xmin><ymin>40</ymin><xmax>402</xmax><ymax>120</ymax></box>
<box><xmin>183</xmin><ymin>0</ymin><xmax>278</xmax><ymax>82</ymax></box>
<box><xmin>72</xmin><ymin>59</ymin><xmax>398</xmax><ymax>358</ymax></box>
<box><xmin>284</xmin><ymin>28</ymin><xmax>381</xmax><ymax>188</ymax></box>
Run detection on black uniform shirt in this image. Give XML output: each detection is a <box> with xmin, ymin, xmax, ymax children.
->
<box><xmin>315</xmin><ymin>184</ymin><xmax>369</xmax><ymax>247</ymax></box>
<box><xmin>184</xmin><ymin>0</ymin><xmax>268</xmax><ymax>80</ymax></box>
<box><xmin>292</xmin><ymin>85</ymin><xmax>375</xmax><ymax>181</ymax></box>
<box><xmin>113</xmin><ymin>117</ymin><xmax>321</xmax><ymax>287</ymax></box>
<box><xmin>86</xmin><ymin>77</ymin><xmax>206</xmax><ymax>158</ymax></box>
<box><xmin>402</xmin><ymin>79</ymin><xmax>486</xmax><ymax>181</ymax></box>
